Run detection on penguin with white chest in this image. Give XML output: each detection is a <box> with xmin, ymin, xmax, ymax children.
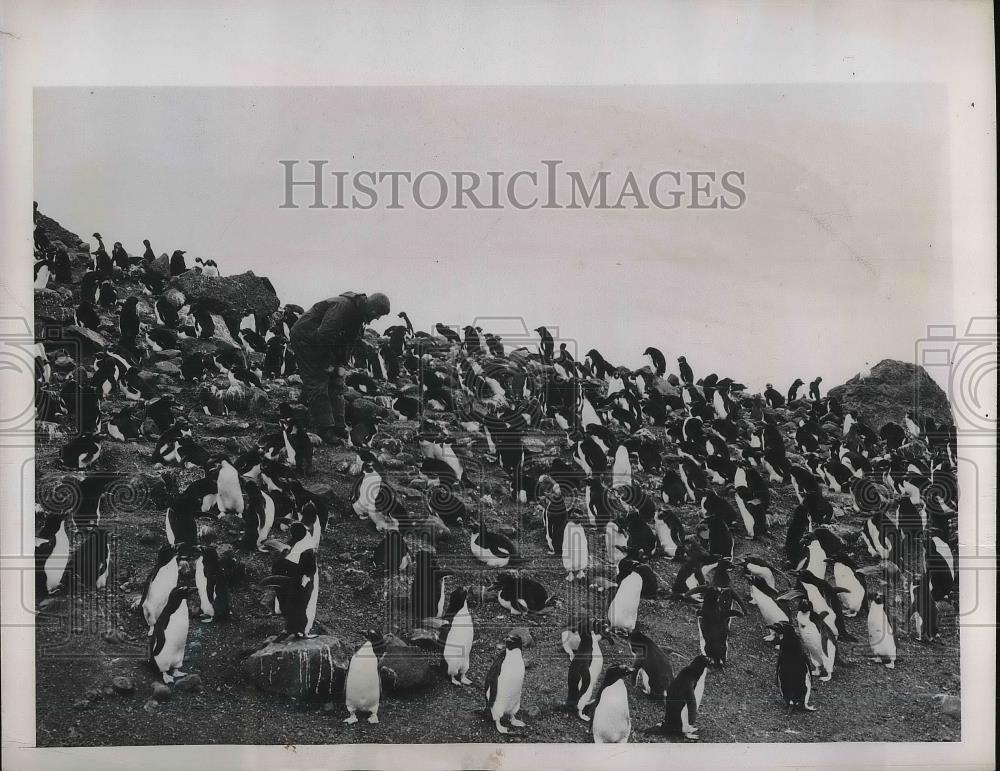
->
<box><xmin>561</xmin><ymin>508</ymin><xmax>589</xmax><ymax>581</ymax></box>
<box><xmin>607</xmin><ymin>561</ymin><xmax>644</xmax><ymax>634</ymax></box>
<box><xmin>344</xmin><ymin>629</ymin><xmax>385</xmax><ymax>724</ymax></box>
<box><xmin>795</xmin><ymin>600</ymin><xmax>836</xmax><ymax>681</ymax></box>
<box><xmin>567</xmin><ymin>619</ymin><xmax>604</xmax><ymax>720</ymax></box>
<box><xmin>441</xmin><ymin>586</ymin><xmax>475</xmax><ymax>686</ymax></box>
<box><xmin>591</xmin><ymin>665</ymin><xmax>634</xmax><ymax>743</ymax></box>
<box><xmin>867</xmin><ymin>594</ymin><xmax>897</xmax><ymax>669</ymax></box>
<box><xmin>149</xmin><ymin>585</ymin><xmax>191</xmax><ymax>684</ymax></box>
<box><xmin>140</xmin><ymin>545</ymin><xmax>181</xmax><ymax>634</ymax></box>
<box><xmin>215</xmin><ymin>457</ymin><xmax>244</xmax><ymax>517</ymax></box>
<box><xmin>826</xmin><ymin>552</ymin><xmax>868</xmax><ymax>617</ymax></box>
<box><xmin>484</xmin><ymin>633</ymin><xmax>527</xmax><ymax>734</ymax></box>
<box><xmin>35</xmin><ymin>513</ymin><xmax>71</xmax><ymax>597</ymax></box>
<box><xmin>748</xmin><ymin>575</ymin><xmax>789</xmax><ymax>643</ymax></box>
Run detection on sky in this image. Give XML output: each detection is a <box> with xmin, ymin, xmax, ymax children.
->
<box><xmin>33</xmin><ymin>86</ymin><xmax>952</xmax><ymax>392</ymax></box>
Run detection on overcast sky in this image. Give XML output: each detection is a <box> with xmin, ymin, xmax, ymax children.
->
<box><xmin>34</xmin><ymin>86</ymin><xmax>951</xmax><ymax>392</ymax></box>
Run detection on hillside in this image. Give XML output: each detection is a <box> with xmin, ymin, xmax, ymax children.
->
<box><xmin>31</xmin><ymin>208</ymin><xmax>960</xmax><ymax>746</ymax></box>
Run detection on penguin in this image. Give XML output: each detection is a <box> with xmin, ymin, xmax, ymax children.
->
<box><xmin>591</xmin><ymin>665</ymin><xmax>634</xmax><ymax>744</ymax></box>
<box><xmin>827</xmin><ymin>553</ymin><xmax>868</xmax><ymax>617</ymax></box>
<box><xmin>763</xmin><ymin>383</ymin><xmax>785</xmax><ymax>408</ymax></box>
<box><xmin>773</xmin><ymin>621</ymin><xmax>817</xmax><ymax>711</ymax></box>
<box><xmin>791</xmin><ymin>569</ymin><xmax>855</xmax><ymax>642</ymax></box>
<box><xmin>107</xmin><ymin>405</ymin><xmax>143</xmax><ymax>441</ymax></box>
<box><xmin>242</xmin><ymin>479</ymin><xmax>275</xmax><ymax>552</ymax></box>
<box><xmin>278</xmin><ymin>402</ymin><xmax>313</xmax><ymax>475</ymax></box>
<box><xmin>794</xmin><ymin>600</ymin><xmax>835</xmax><ymax>682</ymax></box>
<box><xmin>468</xmin><ymin>520</ymin><xmax>520</xmax><ymax>568</ymax></box>
<box><xmin>908</xmin><ymin>573</ymin><xmax>939</xmax><ymax>642</ymax></box>
<box><xmin>492</xmin><ymin>571</ymin><xmax>551</xmax><ymax>616</ymax></box>
<box><xmin>748</xmin><ymin>574</ymin><xmax>789</xmax><ymax>642</ymax></box>
<box><xmin>924</xmin><ymin>529</ymin><xmax>956</xmax><ymax>601</ymax></box>
<box><xmin>561</xmin><ymin>508</ymin><xmax>590</xmax><ymax>581</ymax></box>
<box><xmin>69</xmin><ymin>472</ymin><xmax>115</xmax><ymax>530</ymax></box>
<box><xmin>194</xmin><ymin>546</ymin><xmax>231</xmax><ymax>622</ymax></box>
<box><xmin>610</xmin><ymin>445</ymin><xmax>632</xmax><ymax>489</ymax></box>
<box><xmin>650</xmin><ymin>654</ymin><xmax>710</xmax><ymax>740</ymax></box>
<box><xmin>344</xmin><ymin>629</ymin><xmax>384</xmax><ymax>724</ymax></box>
<box><xmin>169</xmin><ymin>249</ymin><xmax>187</xmax><ymax>276</ymax></box>
<box><xmin>540</xmin><ymin>477</ymin><xmax>568</xmax><ymax>555</ymax></box>
<box><xmin>441</xmin><ymin>586</ymin><xmax>475</xmax><ymax>686</ymax></box>
<box><xmin>95</xmin><ymin>278</ymin><xmax>116</xmax><ymax>308</ymax></box>
<box><xmin>372</xmin><ymin>530</ymin><xmax>410</xmax><ymax>576</ymax></box>
<box><xmin>263</xmin><ymin>527</ymin><xmax>318</xmax><ymax>638</ymax></box>
<box><xmin>534</xmin><ymin>326</ymin><xmax>554</xmax><ymax>362</ymax></box>
<box><xmin>659</xmin><ymin>468</ymin><xmax>688</xmax><ymax>506</ymax></box>
<box><xmin>149</xmin><ymin>585</ymin><xmax>190</xmax><ymax>684</ymax></box>
<box><xmin>607</xmin><ymin>563</ymin><xmax>644</xmax><ymax>634</ymax></box>
<box><xmin>145</xmin><ymin>327</ymin><xmax>179</xmax><ymax>352</ymax></box>
<box><xmin>410</xmin><ymin>551</ymin><xmax>454</xmax><ymax>620</ymax></box>
<box><xmin>654</xmin><ymin>507</ymin><xmax>686</xmax><ymax>560</ymax></box>
<box><xmin>484</xmin><ymin>633</ymin><xmax>526</xmax><ymax>734</ymax></box>
<box><xmin>75</xmin><ymin>300</ymin><xmax>101</xmax><ymax>331</ymax></box>
<box><xmin>140</xmin><ymin>545</ymin><xmax>181</xmax><ymax>633</ymax></box>
<box><xmin>677</xmin><ymin>356</ymin><xmax>694</xmax><ymax>386</ymax></box>
<box><xmin>351</xmin><ymin>455</ymin><xmax>382</xmax><ymax>522</ymax></box>
<box><xmin>642</xmin><ymin>347</ymin><xmax>666</xmax><ymax>376</ymax></box>
<box><xmin>567</xmin><ymin>620</ymin><xmax>604</xmax><ymax>720</ymax></box>
<box><xmin>798</xmin><ymin>533</ymin><xmax>829</xmax><ymax>580</ymax></box>
<box><xmin>215</xmin><ymin>458</ymin><xmax>244</xmax><ymax>517</ymax></box>
<box><xmin>860</xmin><ymin>508</ymin><xmax>897</xmax><ymax>560</ymax></box>
<box><xmin>34</xmin><ymin>513</ymin><xmax>71</xmax><ymax>597</ymax></box>
<box><xmin>867</xmin><ymin>594</ymin><xmax>896</xmax><ymax>669</ymax></box>
<box><xmin>192</xmin><ymin>308</ymin><xmax>216</xmax><ymax>340</ymax></box>
<box><xmin>60</xmin><ymin>433</ymin><xmax>101</xmax><ymax>469</ymax></box>
<box><xmin>426</xmin><ymin>484</ymin><xmax>468</xmax><ymax>525</ymax></box>
<box><xmin>62</xmin><ymin>527</ymin><xmax>111</xmax><ymax>592</ymax></box>
<box><xmin>628</xmin><ymin>629</ymin><xmax>674</xmax><ymax>700</ymax></box>
<box><xmin>688</xmin><ymin>585</ymin><xmax>741</xmax><ymax>667</ymax></box>
<box><xmin>697</xmin><ymin>515</ymin><xmax>734</xmax><ymax>562</ymax></box>
<box><xmin>787</xmin><ymin>378</ymin><xmax>804</xmax><ymax>403</ymax></box>
<box><xmin>562</xmin><ymin>616</ymin><xmax>603</xmax><ymax>660</ymax></box>
<box><xmin>734</xmin><ymin>486</ymin><xmax>768</xmax><ymax>539</ymax></box>
<box><xmin>80</xmin><ymin>271</ymin><xmax>100</xmax><ymax>304</ymax></box>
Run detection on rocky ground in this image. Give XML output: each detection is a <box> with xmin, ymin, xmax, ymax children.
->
<box><xmin>33</xmin><ymin>211</ymin><xmax>961</xmax><ymax>746</ymax></box>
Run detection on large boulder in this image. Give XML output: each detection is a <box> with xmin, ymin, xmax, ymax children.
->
<box><xmin>827</xmin><ymin>359</ymin><xmax>952</xmax><ymax>429</ymax></box>
<box><xmin>59</xmin><ymin>325</ymin><xmax>108</xmax><ymax>353</ymax></box>
<box><xmin>168</xmin><ymin>270</ymin><xmax>279</xmax><ymax>329</ymax></box>
<box><xmin>241</xmin><ymin>635</ymin><xmax>352</xmax><ymax>700</ymax></box>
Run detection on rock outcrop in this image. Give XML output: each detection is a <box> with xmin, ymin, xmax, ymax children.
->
<box><xmin>168</xmin><ymin>270</ymin><xmax>279</xmax><ymax>330</ymax></box>
<box><xmin>827</xmin><ymin>359</ymin><xmax>952</xmax><ymax>429</ymax></box>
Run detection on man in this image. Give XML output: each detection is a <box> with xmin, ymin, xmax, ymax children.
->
<box><xmin>290</xmin><ymin>291</ymin><xmax>391</xmax><ymax>445</ymax></box>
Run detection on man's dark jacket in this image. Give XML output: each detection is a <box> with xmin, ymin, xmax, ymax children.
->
<box><xmin>290</xmin><ymin>292</ymin><xmax>367</xmax><ymax>364</ymax></box>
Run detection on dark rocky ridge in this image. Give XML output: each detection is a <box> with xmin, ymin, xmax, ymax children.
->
<box><xmin>827</xmin><ymin>359</ymin><xmax>953</xmax><ymax>430</ymax></box>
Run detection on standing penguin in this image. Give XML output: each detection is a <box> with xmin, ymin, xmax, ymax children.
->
<box><xmin>140</xmin><ymin>545</ymin><xmax>181</xmax><ymax>633</ymax></box>
<box><xmin>35</xmin><ymin>513</ymin><xmax>71</xmax><ymax>597</ymax></box>
<box><xmin>215</xmin><ymin>458</ymin><xmax>244</xmax><ymax>517</ymax></box>
<box><xmin>748</xmin><ymin>575</ymin><xmax>789</xmax><ymax>643</ymax></box>
<box><xmin>63</xmin><ymin>528</ymin><xmax>112</xmax><ymax>591</ymax></box>
<box><xmin>441</xmin><ymin>586</ymin><xmax>474</xmax><ymax>686</ymax></box>
<box><xmin>827</xmin><ymin>553</ymin><xmax>868</xmax><ymax>617</ymax></box>
<box><xmin>677</xmin><ymin>356</ymin><xmax>694</xmax><ymax>386</ymax></box>
<box><xmin>484</xmin><ymin>633</ymin><xmax>527</xmax><ymax>734</ymax></box>
<box><xmin>264</xmin><ymin>524</ymin><xmax>319</xmax><ymax>639</ymax></box>
<box><xmin>653</xmin><ymin>507</ymin><xmax>686</xmax><ymax>560</ymax></box>
<box><xmin>628</xmin><ymin>629</ymin><xmax>674</xmax><ymax>701</ymax></box>
<box><xmin>194</xmin><ymin>546</ymin><xmax>231</xmax><ymax>622</ymax></box>
<box><xmin>540</xmin><ymin>476</ymin><xmax>568</xmax><ymax>555</ymax></box>
<box><xmin>410</xmin><ymin>550</ymin><xmax>454</xmax><ymax>620</ymax></box>
<box><xmin>149</xmin><ymin>585</ymin><xmax>191</xmax><ymax>684</ymax></box>
<box><xmin>607</xmin><ymin>562</ymin><xmax>644</xmax><ymax>634</ymax></box>
<box><xmin>773</xmin><ymin>621</ymin><xmax>817</xmax><ymax>711</ymax></box>
<box><xmin>561</xmin><ymin>508</ymin><xmax>589</xmax><ymax>582</ymax></box>
<box><xmin>591</xmin><ymin>665</ymin><xmax>634</xmax><ymax>744</ymax></box>
<box><xmin>648</xmin><ymin>654</ymin><xmax>710</xmax><ymax>740</ymax></box>
<box><xmin>567</xmin><ymin>620</ymin><xmax>604</xmax><ymax>720</ymax></box>
<box><xmin>867</xmin><ymin>594</ymin><xmax>897</xmax><ymax>669</ymax></box>
<box><xmin>908</xmin><ymin>573</ymin><xmax>939</xmax><ymax>642</ymax></box>
<box><xmin>344</xmin><ymin>629</ymin><xmax>385</xmax><ymax>724</ymax></box>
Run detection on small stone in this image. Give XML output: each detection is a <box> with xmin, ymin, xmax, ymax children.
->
<box><xmin>143</xmin><ymin>698</ymin><xmax>160</xmax><ymax>713</ymax></box>
<box><xmin>338</xmin><ymin>552</ymin><xmax>354</xmax><ymax>563</ymax></box>
<box><xmin>175</xmin><ymin>674</ymin><xmax>202</xmax><ymax>693</ymax></box>
<box><xmin>151</xmin><ymin>682</ymin><xmax>172</xmax><ymax>702</ymax></box>
<box><xmin>153</xmin><ymin>361</ymin><xmax>182</xmax><ymax>376</ymax></box>
<box><xmin>936</xmin><ymin>694</ymin><xmax>961</xmax><ymax>719</ymax></box>
<box><xmin>73</xmin><ymin>699</ymin><xmax>90</xmax><ymax>709</ymax></box>
<box><xmin>137</xmin><ymin>528</ymin><xmax>160</xmax><ymax>546</ymax></box>
<box><xmin>510</xmin><ymin>627</ymin><xmax>533</xmax><ymax>647</ymax></box>
<box><xmin>498</xmin><ymin>524</ymin><xmax>516</xmax><ymax>538</ymax></box>
<box><xmin>111</xmin><ymin>676</ymin><xmax>135</xmax><ymax>694</ymax></box>
<box><xmin>525</xmin><ymin>705</ymin><xmax>541</xmax><ymax>718</ymax></box>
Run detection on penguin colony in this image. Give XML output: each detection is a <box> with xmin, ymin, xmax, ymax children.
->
<box><xmin>33</xmin><ymin>211</ymin><xmax>960</xmax><ymax>742</ymax></box>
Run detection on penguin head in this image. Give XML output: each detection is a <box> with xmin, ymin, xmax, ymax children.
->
<box><xmin>504</xmin><ymin>633</ymin><xmax>523</xmax><ymax>650</ymax></box>
<box><xmin>601</xmin><ymin>665</ymin><xmax>635</xmax><ymax>688</ymax></box>
<box><xmin>364</xmin><ymin>628</ymin><xmax>385</xmax><ymax>646</ymax></box>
